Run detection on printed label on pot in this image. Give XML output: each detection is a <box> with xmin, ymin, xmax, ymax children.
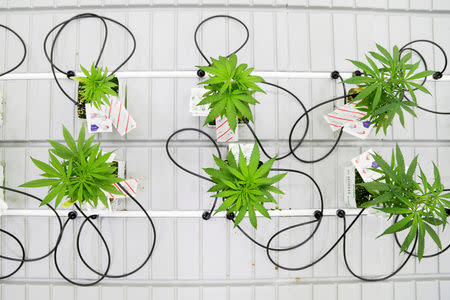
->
<box><xmin>86</xmin><ymin>103</ymin><xmax>113</xmax><ymax>134</ymax></box>
<box><xmin>216</xmin><ymin>115</ymin><xmax>238</xmax><ymax>143</ymax></box>
<box><xmin>343</xmin><ymin>119</ymin><xmax>374</xmax><ymax>140</ymax></box>
<box><xmin>344</xmin><ymin>166</ymin><xmax>357</xmax><ymax>208</ymax></box>
<box><xmin>108</xmin><ymin>97</ymin><xmax>137</xmax><ymax>136</ymax></box>
<box><xmin>228</xmin><ymin>143</ymin><xmax>254</xmax><ymax>164</ymax></box>
<box><xmin>351</xmin><ymin>149</ymin><xmax>383</xmax><ymax>183</ymax></box>
<box><xmin>189</xmin><ymin>87</ymin><xmax>210</xmax><ymax>117</ymax></box>
<box><xmin>107</xmin><ymin>179</ymin><xmax>138</xmax><ymax>200</ymax></box>
<box><xmin>324</xmin><ymin>102</ymin><xmax>366</xmax><ymax>131</ymax></box>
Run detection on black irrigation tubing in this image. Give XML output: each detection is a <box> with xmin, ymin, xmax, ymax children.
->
<box><xmin>0</xmin><ymin>186</ymin><xmax>64</xmax><ymax>263</ymax></box>
<box><xmin>166</xmin><ymin>128</ymin><xmax>222</xmax><ymax>218</ymax></box>
<box><xmin>194</xmin><ymin>14</ymin><xmax>250</xmax><ymax>67</ymax></box>
<box><xmin>53</xmin><ymin>209</ymin><xmax>112</xmax><ymax>287</ymax></box>
<box><xmin>0</xmin><ymin>24</ymin><xmax>27</xmax><ymax>77</ymax></box>
<box><xmin>43</xmin><ymin>13</ymin><xmax>137</xmax><ymax>106</ymax></box>
<box><xmin>341</xmin><ymin>214</ymin><xmax>417</xmax><ymax>282</ymax></box>
<box><xmin>74</xmin><ymin>182</ymin><xmax>157</xmax><ymax>279</ymax></box>
<box><xmin>0</xmin><ymin>184</ymin><xmax>154</xmax><ymax>285</ymax></box>
<box><xmin>399</xmin><ymin>39</ymin><xmax>450</xmax><ymax>115</ymax></box>
<box><xmin>0</xmin><ymin>186</ymin><xmax>64</xmax><ymax>280</ymax></box>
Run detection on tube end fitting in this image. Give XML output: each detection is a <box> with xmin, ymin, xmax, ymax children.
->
<box><xmin>314</xmin><ymin>210</ymin><xmax>323</xmax><ymax>220</ymax></box>
<box><xmin>68</xmin><ymin>210</ymin><xmax>78</xmax><ymax>219</ymax></box>
<box><xmin>202</xmin><ymin>211</ymin><xmax>211</xmax><ymax>220</ymax></box>
<box><xmin>331</xmin><ymin>71</ymin><xmax>340</xmax><ymax>80</ymax></box>
<box><xmin>433</xmin><ymin>71</ymin><xmax>443</xmax><ymax>80</ymax></box>
<box><xmin>197</xmin><ymin>69</ymin><xmax>206</xmax><ymax>78</ymax></box>
<box><xmin>66</xmin><ymin>70</ymin><xmax>76</xmax><ymax>79</ymax></box>
<box><xmin>336</xmin><ymin>209</ymin><xmax>346</xmax><ymax>218</ymax></box>
<box><xmin>353</xmin><ymin>70</ymin><xmax>362</xmax><ymax>77</ymax></box>
<box><xmin>226</xmin><ymin>212</ymin><xmax>235</xmax><ymax>220</ymax></box>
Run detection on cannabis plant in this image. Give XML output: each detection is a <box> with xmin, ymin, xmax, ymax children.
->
<box><xmin>197</xmin><ymin>54</ymin><xmax>265</xmax><ymax>132</ymax></box>
<box><xmin>359</xmin><ymin>144</ymin><xmax>449</xmax><ymax>260</ymax></box>
<box><xmin>204</xmin><ymin>142</ymin><xmax>287</xmax><ymax>228</ymax></box>
<box><xmin>20</xmin><ymin>124</ymin><xmax>123</xmax><ymax>208</ymax></box>
<box><xmin>74</xmin><ymin>63</ymin><xmax>118</xmax><ymax>109</ymax></box>
<box><xmin>344</xmin><ymin>44</ymin><xmax>435</xmax><ymax>134</ymax></box>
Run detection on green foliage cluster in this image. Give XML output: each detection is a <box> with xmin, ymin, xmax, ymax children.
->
<box><xmin>344</xmin><ymin>44</ymin><xmax>435</xmax><ymax>134</ymax></box>
<box><xmin>197</xmin><ymin>54</ymin><xmax>265</xmax><ymax>132</ymax></box>
<box><xmin>204</xmin><ymin>142</ymin><xmax>286</xmax><ymax>229</ymax></box>
<box><xmin>74</xmin><ymin>63</ymin><xmax>118</xmax><ymax>109</ymax></box>
<box><xmin>360</xmin><ymin>145</ymin><xmax>449</xmax><ymax>259</ymax></box>
<box><xmin>20</xmin><ymin>124</ymin><xmax>123</xmax><ymax>208</ymax></box>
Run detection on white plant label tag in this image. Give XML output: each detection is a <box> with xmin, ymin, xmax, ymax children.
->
<box><xmin>216</xmin><ymin>115</ymin><xmax>238</xmax><ymax>143</ymax></box>
<box><xmin>108</xmin><ymin>97</ymin><xmax>137</xmax><ymax>136</ymax></box>
<box><xmin>189</xmin><ymin>87</ymin><xmax>210</xmax><ymax>117</ymax></box>
<box><xmin>343</xmin><ymin>119</ymin><xmax>374</xmax><ymax>140</ymax></box>
<box><xmin>228</xmin><ymin>143</ymin><xmax>255</xmax><ymax>164</ymax></box>
<box><xmin>86</xmin><ymin>103</ymin><xmax>113</xmax><ymax>134</ymax></box>
<box><xmin>344</xmin><ymin>166</ymin><xmax>357</xmax><ymax>208</ymax></box>
<box><xmin>351</xmin><ymin>149</ymin><xmax>383</xmax><ymax>183</ymax></box>
<box><xmin>324</xmin><ymin>102</ymin><xmax>366</xmax><ymax>132</ymax></box>
<box><xmin>106</xmin><ymin>179</ymin><xmax>138</xmax><ymax>200</ymax></box>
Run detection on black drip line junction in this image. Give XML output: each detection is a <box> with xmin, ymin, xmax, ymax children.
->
<box><xmin>166</xmin><ymin>15</ymin><xmax>450</xmax><ymax>282</ymax></box>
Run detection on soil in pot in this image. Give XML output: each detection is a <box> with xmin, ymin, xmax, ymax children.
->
<box><xmin>208</xmin><ymin>115</ymin><xmax>247</xmax><ymax>127</ymax></box>
<box><xmin>77</xmin><ymin>76</ymin><xmax>119</xmax><ymax>119</ymax></box>
<box><xmin>348</xmin><ymin>87</ymin><xmax>365</xmax><ymax>103</ymax></box>
<box><xmin>355</xmin><ymin>169</ymin><xmax>372</xmax><ymax>208</ymax></box>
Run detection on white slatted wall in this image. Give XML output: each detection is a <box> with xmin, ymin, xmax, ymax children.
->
<box><xmin>0</xmin><ymin>1</ymin><xmax>450</xmax><ymax>299</ymax></box>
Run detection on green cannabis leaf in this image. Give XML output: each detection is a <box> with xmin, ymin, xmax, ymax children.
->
<box><xmin>204</xmin><ymin>141</ymin><xmax>287</xmax><ymax>229</ymax></box>
<box><xmin>74</xmin><ymin>63</ymin><xmax>118</xmax><ymax>109</ymax></box>
<box><xmin>359</xmin><ymin>144</ymin><xmax>448</xmax><ymax>260</ymax></box>
<box><xmin>20</xmin><ymin>124</ymin><xmax>124</xmax><ymax>208</ymax></box>
<box><xmin>197</xmin><ymin>54</ymin><xmax>265</xmax><ymax>132</ymax></box>
<box><xmin>344</xmin><ymin>44</ymin><xmax>435</xmax><ymax>135</ymax></box>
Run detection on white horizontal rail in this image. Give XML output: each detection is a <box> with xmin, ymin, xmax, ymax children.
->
<box><xmin>0</xmin><ymin>208</ymin><xmax>368</xmax><ymax>218</ymax></box>
<box><xmin>6</xmin><ymin>273</ymin><xmax>450</xmax><ymax>287</ymax></box>
<box><xmin>1</xmin><ymin>71</ymin><xmax>449</xmax><ymax>81</ymax></box>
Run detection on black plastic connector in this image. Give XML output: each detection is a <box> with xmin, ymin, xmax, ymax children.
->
<box><xmin>197</xmin><ymin>69</ymin><xmax>206</xmax><ymax>78</ymax></box>
<box><xmin>68</xmin><ymin>210</ymin><xmax>78</xmax><ymax>219</ymax></box>
<box><xmin>226</xmin><ymin>212</ymin><xmax>235</xmax><ymax>220</ymax></box>
<box><xmin>314</xmin><ymin>210</ymin><xmax>323</xmax><ymax>220</ymax></box>
<box><xmin>90</xmin><ymin>214</ymin><xmax>98</xmax><ymax>220</ymax></box>
<box><xmin>433</xmin><ymin>71</ymin><xmax>443</xmax><ymax>80</ymax></box>
<box><xmin>66</xmin><ymin>70</ymin><xmax>75</xmax><ymax>79</ymax></box>
<box><xmin>336</xmin><ymin>209</ymin><xmax>346</xmax><ymax>218</ymax></box>
<box><xmin>202</xmin><ymin>211</ymin><xmax>211</xmax><ymax>220</ymax></box>
<box><xmin>331</xmin><ymin>71</ymin><xmax>340</xmax><ymax>80</ymax></box>
<box><xmin>353</xmin><ymin>70</ymin><xmax>362</xmax><ymax>77</ymax></box>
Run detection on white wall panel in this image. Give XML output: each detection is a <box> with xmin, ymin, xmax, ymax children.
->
<box><xmin>0</xmin><ymin>3</ymin><xmax>449</xmax><ymax>299</ymax></box>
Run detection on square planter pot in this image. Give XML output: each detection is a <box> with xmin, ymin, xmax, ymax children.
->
<box><xmin>77</xmin><ymin>76</ymin><xmax>119</xmax><ymax>119</ymax></box>
<box><xmin>344</xmin><ymin>166</ymin><xmax>372</xmax><ymax>208</ymax></box>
